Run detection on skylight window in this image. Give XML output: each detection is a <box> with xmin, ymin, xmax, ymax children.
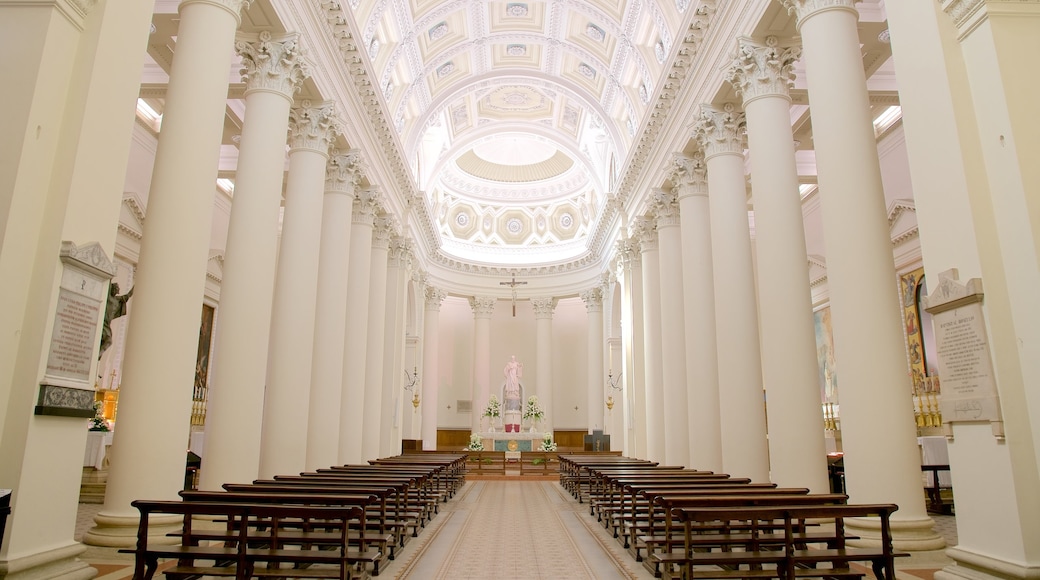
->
<box><xmin>873</xmin><ymin>106</ymin><xmax>902</xmax><ymax>136</ymax></box>
<box><xmin>136</xmin><ymin>99</ymin><xmax>162</xmax><ymax>132</ymax></box>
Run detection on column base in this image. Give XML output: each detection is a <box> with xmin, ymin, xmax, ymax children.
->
<box><xmin>0</xmin><ymin>542</ymin><xmax>96</xmax><ymax>580</ymax></box>
<box><xmin>936</xmin><ymin>546</ymin><xmax>1040</xmax><ymax>580</ymax></box>
<box><xmin>81</xmin><ymin>511</ymin><xmax>181</xmax><ymax>548</ymax></box>
<box><xmin>846</xmin><ymin>516</ymin><xmax>947</xmax><ymax>551</ymax></box>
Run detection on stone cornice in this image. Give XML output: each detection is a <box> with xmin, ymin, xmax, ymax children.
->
<box><xmin>726</xmin><ymin>36</ymin><xmax>801</xmax><ymax>105</ymax></box>
<box><xmin>469</xmin><ymin>295</ymin><xmax>497</xmax><ymax>318</ymax></box>
<box><xmin>325</xmin><ymin>149</ymin><xmax>365</xmax><ymax>195</ymax></box>
<box><xmin>692</xmin><ymin>104</ymin><xmax>746</xmax><ymax>160</ymax></box>
<box><xmin>235</xmin><ymin>31</ymin><xmax>309</xmax><ymax>98</ymax></box>
<box><xmin>288</xmin><ymin>100</ymin><xmax>341</xmax><ymax>155</ymax></box>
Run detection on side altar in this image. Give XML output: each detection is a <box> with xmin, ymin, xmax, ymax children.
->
<box><xmin>479</xmin><ymin>431</ymin><xmax>544</xmax><ymax>452</ymax></box>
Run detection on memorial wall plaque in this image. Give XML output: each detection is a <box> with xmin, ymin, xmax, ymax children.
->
<box><xmin>36</xmin><ymin>241</ymin><xmax>116</xmax><ymax>418</ymax></box>
<box><xmin>924</xmin><ymin>269</ymin><xmax>1003</xmax><ymax>439</ymax></box>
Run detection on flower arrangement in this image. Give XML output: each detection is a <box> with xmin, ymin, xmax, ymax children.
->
<box><xmin>88</xmin><ymin>401</ymin><xmax>110</xmax><ymax>432</ymax></box>
<box><xmin>482</xmin><ymin>394</ymin><xmax>501</xmax><ymax>418</ymax></box>
<box><xmin>466</xmin><ymin>433</ymin><xmax>484</xmax><ymax>451</ymax></box>
<box><xmin>539</xmin><ymin>432</ymin><xmax>557</xmax><ymax>452</ymax></box>
<box><xmin>523</xmin><ymin>395</ymin><xmax>544</xmax><ymax>422</ymax></box>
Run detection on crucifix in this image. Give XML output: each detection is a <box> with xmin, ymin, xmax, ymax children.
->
<box><xmin>499</xmin><ymin>271</ymin><xmax>527</xmax><ymax>317</ymax></box>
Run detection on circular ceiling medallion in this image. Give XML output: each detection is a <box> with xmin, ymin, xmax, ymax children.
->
<box><xmin>507</xmin><ymin>218</ymin><xmax>523</xmax><ymax>234</ymax></box>
<box><xmin>560</xmin><ymin>213</ymin><xmax>573</xmax><ymax>228</ymax></box>
<box><xmin>456</xmin><ymin>213</ymin><xmax>469</xmax><ymax>227</ymax></box>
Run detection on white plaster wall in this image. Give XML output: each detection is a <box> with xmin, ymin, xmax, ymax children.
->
<box><xmin>552</xmin><ymin>297</ymin><xmax>589</xmax><ymax>430</ymax></box>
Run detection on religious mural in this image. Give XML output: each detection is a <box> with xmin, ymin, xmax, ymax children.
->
<box><xmin>813</xmin><ymin>306</ymin><xmax>838</xmax><ymax>405</ymax></box>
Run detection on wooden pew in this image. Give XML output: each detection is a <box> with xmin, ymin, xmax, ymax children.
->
<box><xmin>661</xmin><ymin>504</ymin><xmax>908</xmax><ymax>580</ymax></box>
<box><xmin>123</xmin><ymin>500</ymin><xmax>368</xmax><ymax>580</ymax></box>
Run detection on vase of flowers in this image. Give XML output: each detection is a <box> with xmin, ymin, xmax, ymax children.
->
<box><xmin>466</xmin><ymin>433</ymin><xmax>484</xmax><ymax>451</ymax></box>
<box><xmin>483</xmin><ymin>395</ymin><xmax>501</xmax><ymax>432</ymax></box>
<box><xmin>539</xmin><ymin>432</ymin><xmax>557</xmax><ymax>452</ymax></box>
<box><xmin>523</xmin><ymin>395</ymin><xmax>545</xmax><ymax>432</ymax></box>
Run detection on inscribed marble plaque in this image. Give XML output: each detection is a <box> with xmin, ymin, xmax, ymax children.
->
<box><xmin>46</xmin><ymin>288</ymin><xmax>102</xmax><ymax>382</ymax></box>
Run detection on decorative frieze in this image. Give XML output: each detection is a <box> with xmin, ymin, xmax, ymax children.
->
<box><xmin>325</xmin><ymin>149</ymin><xmax>365</xmax><ymax>195</ymax></box>
<box><xmin>726</xmin><ymin>36</ymin><xmax>801</xmax><ymax>104</ymax></box>
<box><xmin>425</xmin><ymin>286</ymin><xmax>448</xmax><ymax>310</ymax></box>
<box><xmin>531</xmin><ymin>297</ymin><xmax>558</xmax><ymax>318</ymax></box>
<box><xmin>469</xmin><ymin>295</ymin><xmax>497</xmax><ymax>318</ymax></box>
<box><xmin>668</xmin><ymin>152</ymin><xmax>708</xmax><ymax>200</ymax></box>
<box><xmin>236</xmin><ymin>31</ymin><xmax>309</xmax><ymax>98</ymax></box>
<box><xmin>692</xmin><ymin>104</ymin><xmax>746</xmax><ymax>159</ymax></box>
<box><xmin>580</xmin><ymin>287</ymin><xmax>604</xmax><ymax>312</ymax></box>
<box><xmin>288</xmin><ymin>100</ymin><xmax>342</xmax><ymax>154</ymax></box>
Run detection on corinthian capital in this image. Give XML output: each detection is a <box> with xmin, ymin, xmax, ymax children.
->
<box><xmin>650</xmin><ymin>189</ymin><xmax>680</xmax><ymax>228</ymax></box>
<box><xmin>236</xmin><ymin>31</ymin><xmax>309</xmax><ymax>98</ymax></box>
<box><xmin>616</xmin><ymin>237</ymin><xmax>641</xmax><ymax>270</ymax></box>
<box><xmin>289</xmin><ymin>101</ymin><xmax>342</xmax><ymax>154</ymax></box>
<box><xmin>669</xmin><ymin>152</ymin><xmax>708</xmax><ymax>200</ymax></box>
<box><xmin>371</xmin><ymin>213</ymin><xmax>398</xmax><ymax>249</ymax></box>
<box><xmin>580</xmin><ymin>287</ymin><xmax>604</xmax><ymax>312</ymax></box>
<box><xmin>531</xmin><ymin>297</ymin><xmax>558</xmax><ymax>318</ymax></box>
<box><xmin>633</xmin><ymin>215</ymin><xmax>658</xmax><ymax>253</ymax></box>
<box><xmin>182</xmin><ymin>0</ymin><xmax>253</xmax><ymax>24</ymax></box>
<box><xmin>726</xmin><ymin>36</ymin><xmax>801</xmax><ymax>104</ymax></box>
<box><xmin>469</xmin><ymin>296</ymin><xmax>497</xmax><ymax>318</ymax></box>
<box><xmin>692</xmin><ymin>104</ymin><xmax>746</xmax><ymax>159</ymax></box>
<box><xmin>425</xmin><ymin>286</ymin><xmax>448</xmax><ymax>310</ymax></box>
<box><xmin>325</xmin><ymin>149</ymin><xmax>364</xmax><ymax>195</ymax></box>
<box><xmin>353</xmin><ymin>187</ymin><xmax>382</xmax><ymax>226</ymax></box>
<box><xmin>778</xmin><ymin>0</ymin><xmax>859</xmax><ymax>26</ymax></box>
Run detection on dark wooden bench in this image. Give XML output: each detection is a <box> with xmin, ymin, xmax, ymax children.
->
<box><xmin>660</xmin><ymin>504</ymin><xmax>908</xmax><ymax>580</ymax></box>
<box><xmin>122</xmin><ymin>500</ymin><xmax>367</xmax><ymax>580</ymax></box>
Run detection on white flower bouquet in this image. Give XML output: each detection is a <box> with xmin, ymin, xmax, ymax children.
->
<box><xmin>540</xmin><ymin>432</ymin><xmax>557</xmax><ymax>452</ymax></box>
<box><xmin>483</xmin><ymin>394</ymin><xmax>502</xmax><ymax>418</ymax></box>
<box><xmin>523</xmin><ymin>395</ymin><xmax>545</xmax><ymax>421</ymax></box>
<box><xmin>466</xmin><ymin>433</ymin><xmax>484</xmax><ymax>451</ymax></box>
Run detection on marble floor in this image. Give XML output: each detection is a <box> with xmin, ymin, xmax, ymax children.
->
<box><xmin>74</xmin><ymin>480</ymin><xmax>958</xmax><ymax>580</ymax></box>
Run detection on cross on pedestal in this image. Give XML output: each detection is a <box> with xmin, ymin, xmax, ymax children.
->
<box><xmin>499</xmin><ymin>272</ymin><xmax>527</xmax><ymax>317</ymax></box>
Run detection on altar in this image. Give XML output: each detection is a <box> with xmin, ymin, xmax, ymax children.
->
<box><xmin>480</xmin><ymin>431</ymin><xmax>544</xmax><ymax>452</ymax></box>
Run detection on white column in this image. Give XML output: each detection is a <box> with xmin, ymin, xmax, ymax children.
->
<box><xmin>85</xmin><ymin>0</ymin><xmax>250</xmax><ymax>547</ymax></box>
<box><xmin>728</xmin><ymin>36</ymin><xmax>829</xmax><ymax>492</ymax></box>
<box><xmin>381</xmin><ymin>236</ymin><xmax>411</xmax><ymax>458</ymax></box>
<box><xmin>360</xmin><ymin>215</ymin><xmax>394</xmax><ymax>460</ymax></box>
<box><xmin>260</xmin><ymin>101</ymin><xmax>338</xmax><ymax>478</ymax></box>
<box><xmin>669</xmin><ymin>153</ymin><xmax>723</xmax><ymax>472</ymax></box>
<box><xmin>635</xmin><ymin>216</ymin><xmax>666</xmax><ymax>463</ymax></box>
<box><xmin>888</xmin><ymin>0</ymin><xmax>1040</xmax><ymax>568</ymax></box>
<box><xmin>532</xmin><ymin>297</ymin><xmax>558</xmax><ymax>434</ymax></box>
<box><xmin>693</xmin><ymin>106</ymin><xmax>770</xmax><ymax>482</ymax></box>
<box><xmin>306</xmin><ymin>150</ymin><xmax>363</xmax><ymax>470</ymax></box>
<box><xmin>781</xmin><ymin>0</ymin><xmax>941</xmax><ymax>548</ymax></box>
<box><xmin>199</xmin><ymin>31</ymin><xmax>306</xmax><ymax>491</ymax></box>
<box><xmin>581</xmin><ymin>287</ymin><xmax>605</xmax><ymax>432</ymax></box>
<box><xmin>651</xmin><ymin>190</ymin><xmax>691</xmax><ymax>466</ymax></box>
<box><xmin>421</xmin><ymin>286</ymin><xmax>447</xmax><ymax>450</ymax></box>
<box><xmin>469</xmin><ymin>296</ymin><xmax>496</xmax><ymax>433</ymax></box>
<box><xmin>339</xmin><ymin>188</ymin><xmax>380</xmax><ymax>464</ymax></box>
<box><xmin>617</xmin><ymin>238</ymin><xmax>647</xmax><ymax>458</ymax></box>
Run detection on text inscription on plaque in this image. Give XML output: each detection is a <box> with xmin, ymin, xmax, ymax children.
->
<box><xmin>46</xmin><ymin>288</ymin><xmax>101</xmax><ymax>382</ymax></box>
<box><xmin>933</xmin><ymin>304</ymin><xmax>998</xmax><ymax>422</ymax></box>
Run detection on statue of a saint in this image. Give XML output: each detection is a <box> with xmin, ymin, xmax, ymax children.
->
<box><xmin>503</xmin><ymin>355</ymin><xmax>523</xmax><ymax>432</ymax></box>
<box><xmin>99</xmin><ymin>283</ymin><xmax>133</xmax><ymax>358</ymax></box>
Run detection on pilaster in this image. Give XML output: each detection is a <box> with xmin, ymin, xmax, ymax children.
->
<box><xmin>421</xmin><ymin>286</ymin><xmax>447</xmax><ymax>450</ymax></box>
<box><xmin>469</xmin><ymin>295</ymin><xmax>496</xmax><ymax>432</ymax></box>
<box><xmin>582</xmin><ymin>287</ymin><xmax>606</xmax><ymax>432</ymax></box>
<box><xmin>635</xmin><ymin>215</ymin><xmax>665</xmax><ymax>463</ymax></box>
<box><xmin>360</xmin><ymin>213</ymin><xmax>395</xmax><ymax>460</ymax></box>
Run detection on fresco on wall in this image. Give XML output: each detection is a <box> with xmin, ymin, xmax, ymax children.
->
<box><xmin>813</xmin><ymin>306</ymin><xmax>838</xmax><ymax>404</ymax></box>
<box><xmin>900</xmin><ymin>267</ymin><xmax>928</xmax><ymax>387</ymax></box>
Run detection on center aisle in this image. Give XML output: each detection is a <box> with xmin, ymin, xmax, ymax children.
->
<box><xmin>387</xmin><ymin>480</ymin><xmax>654</xmax><ymax>580</ymax></box>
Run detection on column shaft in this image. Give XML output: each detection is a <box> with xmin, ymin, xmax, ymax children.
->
<box><xmin>618</xmin><ymin>240</ymin><xmax>647</xmax><ymax>458</ymax></box>
<box><xmin>470</xmin><ymin>297</ymin><xmax>495</xmax><ymax>433</ymax></box>
<box><xmin>339</xmin><ymin>190</ymin><xmax>378</xmax><ymax>464</ymax></box>
<box><xmin>533</xmin><ymin>297</ymin><xmax>557</xmax><ymax>434</ymax></box>
<box><xmin>582</xmin><ymin>288</ymin><xmax>605</xmax><ymax>432</ymax></box>
<box><xmin>636</xmin><ymin>218</ymin><xmax>666</xmax><ymax>463</ymax></box>
<box><xmin>729</xmin><ymin>38</ymin><xmax>829</xmax><ymax>492</ymax></box>
<box><xmin>421</xmin><ymin>287</ymin><xmax>447</xmax><ymax>450</ymax></box>
<box><xmin>200</xmin><ymin>31</ymin><xmax>303</xmax><ymax>490</ymax></box>
<box><xmin>260</xmin><ymin>102</ymin><xmax>336</xmax><ymax>478</ymax></box>
<box><xmin>380</xmin><ymin>238</ymin><xmax>410</xmax><ymax>458</ymax></box>
<box><xmin>306</xmin><ymin>151</ymin><xmax>360</xmax><ymax>470</ymax></box>
<box><xmin>671</xmin><ymin>154</ymin><xmax>724</xmax><ymax>472</ymax></box>
<box><xmin>652</xmin><ymin>192</ymin><xmax>691</xmax><ymax>466</ymax></box>
<box><xmin>86</xmin><ymin>0</ymin><xmax>247</xmax><ymax>546</ymax></box>
<box><xmin>361</xmin><ymin>217</ymin><xmax>393</xmax><ymax>460</ymax></box>
<box><xmin>785</xmin><ymin>0</ymin><xmax>938</xmax><ymax>547</ymax></box>
<box><xmin>695</xmin><ymin>106</ymin><xmax>770</xmax><ymax>482</ymax></box>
